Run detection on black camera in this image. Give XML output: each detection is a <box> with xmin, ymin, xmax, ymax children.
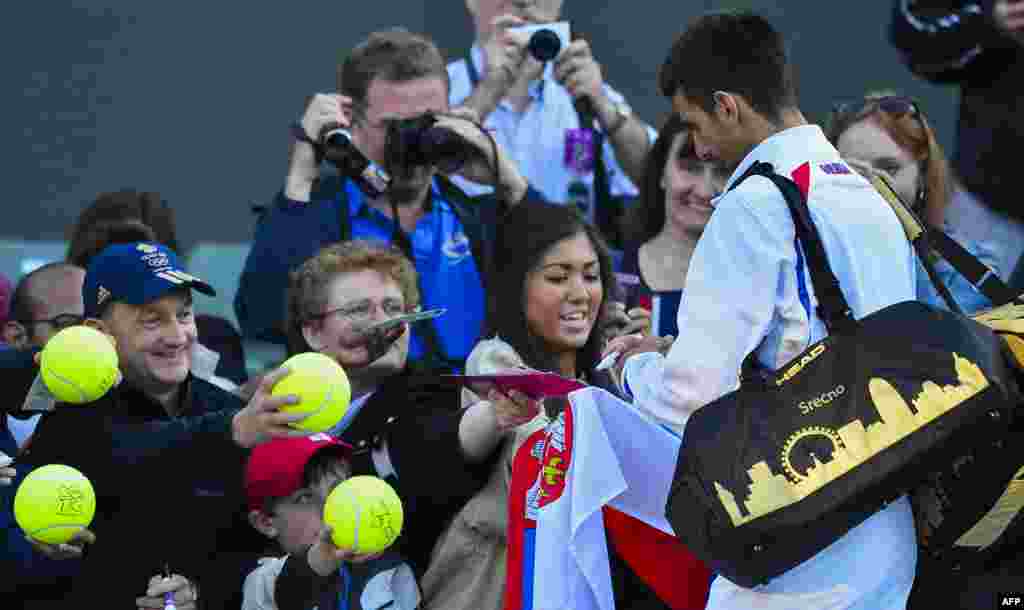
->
<box><xmin>318</xmin><ymin>123</ymin><xmax>391</xmax><ymax>198</ymax></box>
<box><xmin>384</xmin><ymin>112</ymin><xmax>469</xmax><ymax>174</ymax></box>
<box><xmin>527</xmin><ymin>28</ymin><xmax>562</xmax><ymax>62</ymax></box>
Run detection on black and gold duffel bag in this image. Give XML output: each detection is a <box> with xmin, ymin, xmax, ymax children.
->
<box><xmin>664</xmin><ymin>162</ymin><xmax>1023</xmax><ymax>588</ymax></box>
<box><xmin>869</xmin><ymin>173</ymin><xmax>1024</xmax><ymax>573</ymax></box>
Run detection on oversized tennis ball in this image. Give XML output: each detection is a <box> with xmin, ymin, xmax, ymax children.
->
<box><xmin>272</xmin><ymin>352</ymin><xmax>351</xmax><ymax>432</ymax></box>
<box><xmin>324</xmin><ymin>475</ymin><xmax>404</xmax><ymax>554</ymax></box>
<box><xmin>39</xmin><ymin>326</ymin><xmax>119</xmax><ymax>404</ymax></box>
<box><xmin>14</xmin><ymin>464</ymin><xmax>96</xmax><ymax>545</ymax></box>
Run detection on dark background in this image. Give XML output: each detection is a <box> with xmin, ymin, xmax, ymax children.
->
<box><xmin>3</xmin><ymin>1</ymin><xmax>958</xmax><ymax>250</ymax></box>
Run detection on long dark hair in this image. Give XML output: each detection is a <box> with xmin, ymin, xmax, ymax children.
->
<box><xmin>67</xmin><ymin>190</ymin><xmax>180</xmax><ymax>266</ymax></box>
<box><xmin>485</xmin><ymin>201</ymin><xmax>616</xmax><ymax>377</ymax></box>
<box><xmin>622</xmin><ymin>114</ymin><xmax>688</xmax><ymax>246</ymax></box>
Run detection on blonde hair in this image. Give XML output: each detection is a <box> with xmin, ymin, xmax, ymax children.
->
<box><xmin>286</xmin><ymin>240</ymin><xmax>420</xmax><ymax>354</ymax></box>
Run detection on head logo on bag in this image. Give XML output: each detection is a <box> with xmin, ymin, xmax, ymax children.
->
<box><xmin>776</xmin><ymin>343</ymin><xmax>826</xmax><ymax>386</ymax></box>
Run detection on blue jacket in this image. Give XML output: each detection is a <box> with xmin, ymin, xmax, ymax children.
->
<box><xmin>235</xmin><ymin>174</ymin><xmax>543</xmax><ymax>369</ymax></box>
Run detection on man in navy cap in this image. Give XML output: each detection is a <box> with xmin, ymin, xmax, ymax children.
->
<box><xmin>9</xmin><ymin>242</ymin><xmax>307</xmax><ymax>610</ymax></box>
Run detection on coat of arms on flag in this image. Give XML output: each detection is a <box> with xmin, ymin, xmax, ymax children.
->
<box><xmin>505</xmin><ymin>388</ymin><xmax>711</xmax><ymax>610</ymax></box>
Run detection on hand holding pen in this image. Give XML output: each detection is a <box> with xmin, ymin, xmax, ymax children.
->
<box><xmin>164</xmin><ymin>564</ymin><xmax>176</xmax><ymax>610</ymax></box>
<box><xmin>135</xmin><ymin>567</ymin><xmax>198</xmax><ymax>610</ymax></box>
<box><xmin>597</xmin><ymin>333</ymin><xmax>675</xmax><ymax>376</ymax></box>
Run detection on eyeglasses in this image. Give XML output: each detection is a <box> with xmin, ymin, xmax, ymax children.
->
<box><xmin>311</xmin><ymin>298</ymin><xmax>408</xmax><ymax>325</ymax></box>
<box><xmin>17</xmin><ymin>313</ymin><xmax>84</xmax><ymax>331</ymax></box>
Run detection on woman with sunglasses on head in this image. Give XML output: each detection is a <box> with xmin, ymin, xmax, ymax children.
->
<box><xmin>619</xmin><ymin>115</ymin><xmax>731</xmax><ymax>339</ymax></box>
<box><xmin>830</xmin><ymin>93</ymin><xmax>1024</xmax><ymax>609</ymax></box>
<box><xmin>826</xmin><ymin>93</ymin><xmax>1022</xmax><ymax>315</ymax></box>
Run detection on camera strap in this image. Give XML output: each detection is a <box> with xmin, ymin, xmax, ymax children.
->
<box><xmin>465</xmin><ymin>53</ymin><xmax>481</xmax><ymax>88</ymax></box>
<box><xmin>466</xmin><ymin>52</ymin><xmax>621</xmax><ymax>247</ymax></box>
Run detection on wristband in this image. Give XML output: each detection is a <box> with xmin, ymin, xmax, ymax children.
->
<box><xmin>290</xmin><ymin>122</ymin><xmax>317</xmax><ymax>146</ymax></box>
<box><xmin>290</xmin><ymin>122</ymin><xmax>325</xmax><ymax>165</ymax></box>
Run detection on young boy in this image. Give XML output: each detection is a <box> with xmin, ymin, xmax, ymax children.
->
<box><xmin>242</xmin><ymin>434</ymin><xmax>420</xmax><ymax>610</ymax></box>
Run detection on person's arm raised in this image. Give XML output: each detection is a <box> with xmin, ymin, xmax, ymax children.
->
<box><xmin>889</xmin><ymin>0</ymin><xmax>1021</xmax><ymax>83</ymax></box>
<box><xmin>285</xmin><ymin>93</ymin><xmax>353</xmax><ymax>202</ymax></box>
<box><xmin>553</xmin><ymin>39</ymin><xmax>651</xmax><ymax>187</ymax></box>
<box><xmin>458</xmin><ymin>388</ymin><xmax>540</xmax><ymax>462</ymax></box>
<box><xmin>459</xmin><ymin>15</ymin><xmax>530</xmax><ymax>122</ymax></box>
<box><xmin>433</xmin><ymin>112</ymin><xmax>530</xmax><ymax>207</ymax></box>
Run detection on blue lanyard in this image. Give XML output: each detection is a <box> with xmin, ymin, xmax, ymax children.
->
<box><xmin>466</xmin><ymin>53</ymin><xmax>480</xmax><ymax>87</ymax></box>
<box><xmin>336</xmin><ymin>565</ymin><xmax>351</xmax><ymax>610</ymax></box>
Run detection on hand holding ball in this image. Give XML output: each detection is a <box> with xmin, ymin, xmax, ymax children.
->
<box><xmin>272</xmin><ymin>353</ymin><xmax>351</xmax><ymax>432</ymax></box>
<box><xmin>324</xmin><ymin>476</ymin><xmax>403</xmax><ymax>554</ymax></box>
<box><xmin>40</xmin><ymin>326</ymin><xmax>119</xmax><ymax>404</ymax></box>
<box><xmin>14</xmin><ymin>464</ymin><xmax>96</xmax><ymax>545</ymax></box>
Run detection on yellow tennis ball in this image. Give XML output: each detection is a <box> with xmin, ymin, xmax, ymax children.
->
<box><xmin>40</xmin><ymin>326</ymin><xmax>119</xmax><ymax>404</ymax></box>
<box><xmin>14</xmin><ymin>464</ymin><xmax>96</xmax><ymax>545</ymax></box>
<box><xmin>272</xmin><ymin>352</ymin><xmax>351</xmax><ymax>432</ymax></box>
<box><xmin>324</xmin><ymin>475</ymin><xmax>404</xmax><ymax>554</ymax></box>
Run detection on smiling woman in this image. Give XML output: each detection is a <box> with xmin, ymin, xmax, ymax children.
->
<box><xmin>619</xmin><ymin>114</ymin><xmax>729</xmax><ymax>338</ymax></box>
<box><xmin>418</xmin><ymin>201</ymin><xmax>704</xmax><ymax>610</ymax></box>
<box><xmin>483</xmin><ymin>200</ymin><xmax>615</xmax><ymax>379</ymax></box>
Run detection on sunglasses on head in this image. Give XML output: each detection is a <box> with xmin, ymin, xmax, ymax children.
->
<box><xmin>830</xmin><ymin>96</ymin><xmax>920</xmax><ymax>123</ymax></box>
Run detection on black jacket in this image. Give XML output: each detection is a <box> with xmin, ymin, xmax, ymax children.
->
<box><xmin>338</xmin><ymin>371</ymin><xmax>497</xmax><ymax>578</ymax></box>
<box><xmin>16</xmin><ymin>372</ymin><xmax>260</xmax><ymax>609</ymax></box>
<box><xmin>890</xmin><ymin>0</ymin><xmax>1024</xmax><ymax>222</ymax></box>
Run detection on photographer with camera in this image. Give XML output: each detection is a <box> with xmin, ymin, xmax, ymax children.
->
<box><xmin>447</xmin><ymin>0</ymin><xmax>656</xmax><ymax>248</ymax></box>
<box><xmin>236</xmin><ymin>28</ymin><xmax>546</xmax><ymax>371</ymax></box>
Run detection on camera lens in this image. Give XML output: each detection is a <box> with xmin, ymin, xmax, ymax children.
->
<box><xmin>386</xmin><ymin>115</ymin><xmax>469</xmax><ymax>173</ymax></box>
<box><xmin>527</xmin><ymin>29</ymin><xmax>561</xmax><ymax>62</ymax></box>
<box><xmin>319</xmin><ymin>124</ymin><xmax>391</xmax><ymax>198</ymax></box>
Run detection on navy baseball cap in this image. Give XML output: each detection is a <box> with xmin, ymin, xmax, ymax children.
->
<box><xmin>83</xmin><ymin>242</ymin><xmax>215</xmax><ymax>317</ymax></box>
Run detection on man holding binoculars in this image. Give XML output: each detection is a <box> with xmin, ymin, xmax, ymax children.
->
<box><xmin>236</xmin><ymin>28</ymin><xmax>545</xmax><ymax>371</ymax></box>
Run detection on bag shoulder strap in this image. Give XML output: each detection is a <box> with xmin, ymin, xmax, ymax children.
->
<box><xmin>730</xmin><ymin>161</ymin><xmax>856</xmax><ymax>333</ymax></box>
<box><xmin>868</xmin><ymin>173</ymin><xmax>1021</xmax><ymax>309</ymax></box>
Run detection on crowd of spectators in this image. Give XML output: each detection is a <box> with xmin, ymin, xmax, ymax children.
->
<box><xmin>3</xmin><ymin>2</ymin><xmax>1023</xmax><ymax>609</ymax></box>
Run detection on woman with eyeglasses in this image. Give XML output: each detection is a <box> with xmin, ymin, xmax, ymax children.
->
<box><xmin>619</xmin><ymin>115</ymin><xmax>731</xmax><ymax>339</ymax></box>
<box><xmin>826</xmin><ymin>94</ymin><xmax>1022</xmax><ymax>315</ymax></box>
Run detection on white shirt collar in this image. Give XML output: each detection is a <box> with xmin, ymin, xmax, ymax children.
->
<box><xmin>724</xmin><ymin>124</ymin><xmax>838</xmax><ymax>191</ymax></box>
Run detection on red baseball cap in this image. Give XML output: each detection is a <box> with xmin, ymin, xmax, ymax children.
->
<box><xmin>244</xmin><ymin>433</ymin><xmax>353</xmax><ymax>511</ymax></box>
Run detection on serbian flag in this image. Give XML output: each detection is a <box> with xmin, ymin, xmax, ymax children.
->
<box><xmin>505</xmin><ymin>387</ymin><xmax>710</xmax><ymax>610</ymax></box>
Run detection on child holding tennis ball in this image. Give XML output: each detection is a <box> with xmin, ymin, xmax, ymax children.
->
<box><xmin>242</xmin><ymin>435</ymin><xmax>419</xmax><ymax>610</ymax></box>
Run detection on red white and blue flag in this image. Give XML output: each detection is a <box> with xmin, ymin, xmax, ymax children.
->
<box><xmin>504</xmin><ymin>387</ymin><xmax>710</xmax><ymax>610</ymax></box>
